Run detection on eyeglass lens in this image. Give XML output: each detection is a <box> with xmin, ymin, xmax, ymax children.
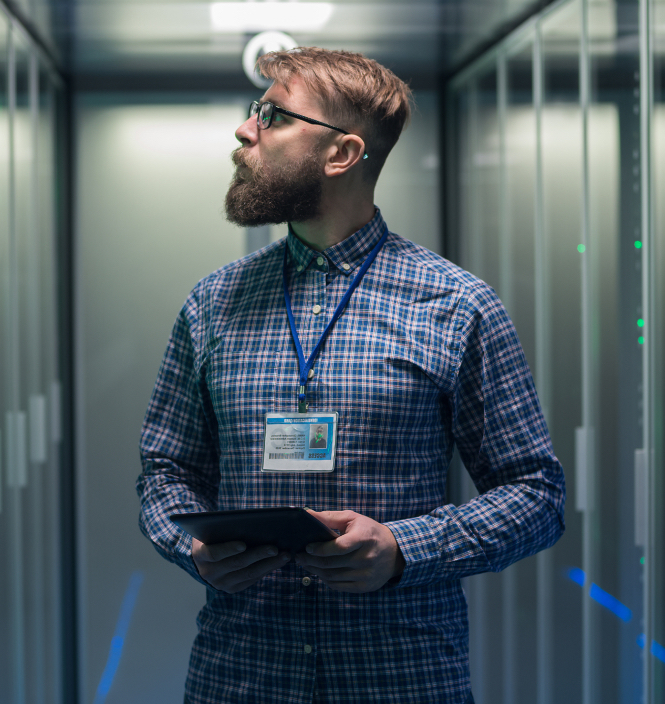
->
<box><xmin>259</xmin><ymin>103</ymin><xmax>273</xmax><ymax>128</ymax></box>
<box><xmin>249</xmin><ymin>102</ymin><xmax>273</xmax><ymax>129</ymax></box>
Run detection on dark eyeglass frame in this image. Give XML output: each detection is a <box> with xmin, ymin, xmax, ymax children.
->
<box><xmin>249</xmin><ymin>100</ymin><xmax>368</xmax><ymax>159</ymax></box>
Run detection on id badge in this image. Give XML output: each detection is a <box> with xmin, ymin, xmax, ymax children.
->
<box><xmin>262</xmin><ymin>412</ymin><xmax>338</xmax><ymax>472</ymax></box>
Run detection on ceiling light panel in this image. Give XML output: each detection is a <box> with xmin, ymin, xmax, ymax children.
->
<box><xmin>210</xmin><ymin>2</ymin><xmax>334</xmax><ymax>33</ymax></box>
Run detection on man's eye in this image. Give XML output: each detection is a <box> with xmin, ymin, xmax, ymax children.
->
<box><xmin>273</xmin><ymin>113</ymin><xmax>285</xmax><ymax>123</ymax></box>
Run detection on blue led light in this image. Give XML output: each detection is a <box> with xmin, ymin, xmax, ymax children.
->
<box><xmin>568</xmin><ymin>567</ymin><xmax>586</xmax><ymax>586</ymax></box>
<box><xmin>589</xmin><ymin>583</ymin><xmax>632</xmax><ymax>622</ymax></box>
<box><xmin>570</xmin><ymin>571</ymin><xmax>663</xmax><ymax>664</ymax></box>
<box><xmin>93</xmin><ymin>571</ymin><xmax>145</xmax><ymax>704</ymax></box>
<box><xmin>637</xmin><ymin>636</ymin><xmax>665</xmax><ymax>663</ymax></box>
<box><xmin>652</xmin><ymin>640</ymin><xmax>665</xmax><ymax>664</ymax></box>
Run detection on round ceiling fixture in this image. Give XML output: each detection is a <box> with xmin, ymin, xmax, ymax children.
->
<box><xmin>242</xmin><ymin>31</ymin><xmax>298</xmax><ymax>88</ymax></box>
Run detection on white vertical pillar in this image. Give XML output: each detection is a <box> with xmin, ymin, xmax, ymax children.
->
<box><xmin>29</xmin><ymin>393</ymin><xmax>47</xmax><ymax>464</ymax></box>
<box><xmin>468</xmin><ymin>79</ymin><xmax>482</xmax><ymax>279</ymax></box>
<box><xmin>496</xmin><ymin>48</ymin><xmax>517</xmax><ymax>704</ymax></box>
<box><xmin>634</xmin><ymin>448</ymin><xmax>647</xmax><ymax>548</ymax></box>
<box><xmin>7</xmin><ymin>21</ymin><xmax>26</xmax><ymax>704</ymax></box>
<box><xmin>580</xmin><ymin>2</ymin><xmax>598</xmax><ymax>703</ymax></box>
<box><xmin>50</xmin><ymin>379</ymin><xmax>62</xmax><ymax>443</ymax></box>
<box><xmin>498</xmin><ymin>50</ymin><xmax>513</xmax><ymax>316</ymax></box>
<box><xmin>533</xmin><ymin>26</ymin><xmax>556</xmax><ymax>704</ymax></box>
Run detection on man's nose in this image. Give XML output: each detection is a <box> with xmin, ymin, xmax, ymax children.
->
<box><xmin>235</xmin><ymin>115</ymin><xmax>258</xmax><ymax>147</ymax></box>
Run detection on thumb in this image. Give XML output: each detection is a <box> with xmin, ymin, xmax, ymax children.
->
<box><xmin>307</xmin><ymin>509</ymin><xmax>357</xmax><ymax>532</ymax></box>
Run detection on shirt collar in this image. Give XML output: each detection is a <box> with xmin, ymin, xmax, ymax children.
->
<box><xmin>286</xmin><ymin>206</ymin><xmax>387</xmax><ymax>277</ymax></box>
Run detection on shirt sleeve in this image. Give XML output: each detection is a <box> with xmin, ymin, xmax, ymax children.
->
<box><xmin>384</xmin><ymin>284</ymin><xmax>566</xmax><ymax>588</ymax></box>
<box><xmin>136</xmin><ymin>288</ymin><xmax>219</xmax><ymax>586</ymax></box>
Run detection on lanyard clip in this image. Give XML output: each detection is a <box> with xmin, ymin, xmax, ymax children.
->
<box><xmin>298</xmin><ymin>385</ymin><xmax>308</xmax><ymax>414</ymax></box>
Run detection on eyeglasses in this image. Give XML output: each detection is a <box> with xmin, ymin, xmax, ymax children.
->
<box><xmin>248</xmin><ymin>101</ymin><xmax>368</xmax><ymax>160</ymax></box>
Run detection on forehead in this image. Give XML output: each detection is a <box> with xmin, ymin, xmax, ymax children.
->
<box><xmin>262</xmin><ymin>76</ymin><xmax>322</xmax><ymax>115</ymax></box>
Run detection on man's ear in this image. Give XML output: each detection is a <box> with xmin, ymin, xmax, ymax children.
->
<box><xmin>324</xmin><ymin>135</ymin><xmax>366</xmax><ymax>177</ymax></box>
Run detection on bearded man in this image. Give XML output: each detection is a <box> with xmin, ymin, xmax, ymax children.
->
<box><xmin>137</xmin><ymin>47</ymin><xmax>565</xmax><ymax>704</ymax></box>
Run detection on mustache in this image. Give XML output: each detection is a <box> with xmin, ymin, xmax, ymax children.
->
<box><xmin>231</xmin><ymin>147</ymin><xmax>258</xmax><ymax>170</ymax></box>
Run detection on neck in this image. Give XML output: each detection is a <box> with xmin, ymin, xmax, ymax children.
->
<box><xmin>289</xmin><ymin>199</ymin><xmax>376</xmax><ymax>252</ymax></box>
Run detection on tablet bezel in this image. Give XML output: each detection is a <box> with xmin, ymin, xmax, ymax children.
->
<box><xmin>169</xmin><ymin>506</ymin><xmax>339</xmax><ymax>554</ymax></box>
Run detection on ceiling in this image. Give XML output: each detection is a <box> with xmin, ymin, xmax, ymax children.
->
<box><xmin>14</xmin><ymin>0</ymin><xmax>551</xmax><ymax>85</ymax></box>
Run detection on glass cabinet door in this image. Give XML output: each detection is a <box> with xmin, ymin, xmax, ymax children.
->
<box><xmin>0</xmin><ymin>10</ymin><xmax>12</xmax><ymax>697</ymax></box>
<box><xmin>446</xmin><ymin>1</ymin><xmax>663</xmax><ymax>702</ymax></box>
<box><xmin>0</xmin><ymin>18</ymin><xmax>63</xmax><ymax>704</ymax></box>
<box><xmin>585</xmin><ymin>2</ymin><xmax>645</xmax><ymax>701</ymax></box>
<box><xmin>649</xmin><ymin>0</ymin><xmax>665</xmax><ymax>699</ymax></box>
<box><xmin>540</xmin><ymin>3</ymin><xmax>585</xmax><ymax>700</ymax></box>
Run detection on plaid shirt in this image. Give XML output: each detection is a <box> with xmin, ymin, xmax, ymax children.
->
<box><xmin>137</xmin><ymin>207</ymin><xmax>565</xmax><ymax>704</ymax></box>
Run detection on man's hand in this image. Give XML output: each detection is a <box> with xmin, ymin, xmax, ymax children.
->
<box><xmin>191</xmin><ymin>539</ymin><xmax>291</xmax><ymax>594</ymax></box>
<box><xmin>295</xmin><ymin>510</ymin><xmax>405</xmax><ymax>593</ymax></box>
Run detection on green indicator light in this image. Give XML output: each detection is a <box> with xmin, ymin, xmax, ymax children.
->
<box><xmin>577</xmin><ymin>244</ymin><xmax>585</xmax><ymax>253</ymax></box>
<box><xmin>637</xmin><ymin>319</ymin><xmax>645</xmax><ymax>327</ymax></box>
<box><xmin>640</xmin><ymin>557</ymin><xmax>645</xmax><ymax>565</ymax></box>
<box><xmin>638</xmin><ymin>336</ymin><xmax>645</xmax><ymax>344</ymax></box>
<box><xmin>635</xmin><ymin>240</ymin><xmax>642</xmax><ymax>249</ymax></box>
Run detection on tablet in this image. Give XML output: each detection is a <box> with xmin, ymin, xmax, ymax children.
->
<box><xmin>170</xmin><ymin>507</ymin><xmax>339</xmax><ymax>554</ymax></box>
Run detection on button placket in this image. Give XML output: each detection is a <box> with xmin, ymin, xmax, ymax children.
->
<box><xmin>305</xmin><ymin>268</ymin><xmax>327</xmax><ymax>407</ymax></box>
<box><xmin>295</xmin><ymin>266</ymin><xmax>317</xmax><ymax>344</ymax></box>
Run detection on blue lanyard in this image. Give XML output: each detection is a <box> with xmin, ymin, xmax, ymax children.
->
<box><xmin>283</xmin><ymin>226</ymin><xmax>389</xmax><ymax>412</ymax></box>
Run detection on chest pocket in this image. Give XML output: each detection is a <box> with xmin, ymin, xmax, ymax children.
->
<box><xmin>328</xmin><ymin>340</ymin><xmax>440</xmax><ymax>425</ymax></box>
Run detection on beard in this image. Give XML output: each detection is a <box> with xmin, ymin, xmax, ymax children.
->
<box><xmin>225</xmin><ymin>144</ymin><xmax>325</xmax><ymax>227</ymax></box>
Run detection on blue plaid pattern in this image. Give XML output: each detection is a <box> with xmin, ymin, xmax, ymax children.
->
<box><xmin>138</xmin><ymin>207</ymin><xmax>565</xmax><ymax>704</ymax></box>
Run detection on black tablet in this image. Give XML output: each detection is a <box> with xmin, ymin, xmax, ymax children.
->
<box><xmin>170</xmin><ymin>507</ymin><xmax>339</xmax><ymax>554</ymax></box>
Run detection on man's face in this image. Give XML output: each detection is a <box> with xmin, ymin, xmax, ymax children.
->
<box><xmin>225</xmin><ymin>78</ymin><xmax>330</xmax><ymax>227</ymax></box>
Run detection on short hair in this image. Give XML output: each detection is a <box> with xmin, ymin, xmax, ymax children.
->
<box><xmin>256</xmin><ymin>47</ymin><xmax>414</xmax><ymax>185</ymax></box>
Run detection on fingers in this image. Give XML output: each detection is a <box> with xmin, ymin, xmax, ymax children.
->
<box><xmin>218</xmin><ymin>552</ymin><xmax>292</xmax><ymax>594</ymax></box>
<box><xmin>192</xmin><ymin>538</ymin><xmax>248</xmax><ymax>563</ymax></box>
<box><xmin>305</xmin><ymin>533</ymin><xmax>361</xmax><ymax>556</ymax></box>
<box><xmin>304</xmin><ymin>515</ymin><xmax>372</xmax><ymax>557</ymax></box>
<box><xmin>191</xmin><ymin>539</ymin><xmax>291</xmax><ymax>593</ymax></box>
<box><xmin>295</xmin><ymin>516</ymin><xmax>401</xmax><ymax>593</ymax></box>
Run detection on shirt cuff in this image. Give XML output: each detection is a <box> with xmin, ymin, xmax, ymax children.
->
<box><xmin>383</xmin><ymin>516</ymin><xmax>441</xmax><ymax>588</ymax></box>
<box><xmin>383</xmin><ymin>509</ymin><xmax>492</xmax><ymax>588</ymax></box>
<box><xmin>175</xmin><ymin>530</ymin><xmax>214</xmax><ymax>588</ymax></box>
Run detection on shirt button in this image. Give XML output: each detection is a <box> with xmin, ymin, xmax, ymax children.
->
<box><xmin>304</xmin><ymin>644</ymin><xmax>313</xmax><ymax>654</ymax></box>
<box><xmin>307</xmin><ymin>369</ymin><xmax>315</xmax><ymax>380</ymax></box>
<box><xmin>302</xmin><ymin>576</ymin><xmax>311</xmax><ymax>586</ymax></box>
<box><xmin>297</xmin><ymin>265</ymin><xmax>303</xmax><ymax>272</ymax></box>
<box><xmin>316</xmin><ymin>256</ymin><xmax>325</xmax><ymax>266</ymax></box>
<box><xmin>342</xmin><ymin>263</ymin><xmax>350</xmax><ymax>271</ymax></box>
<box><xmin>312</xmin><ymin>304</ymin><xmax>322</xmax><ymax>315</ymax></box>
